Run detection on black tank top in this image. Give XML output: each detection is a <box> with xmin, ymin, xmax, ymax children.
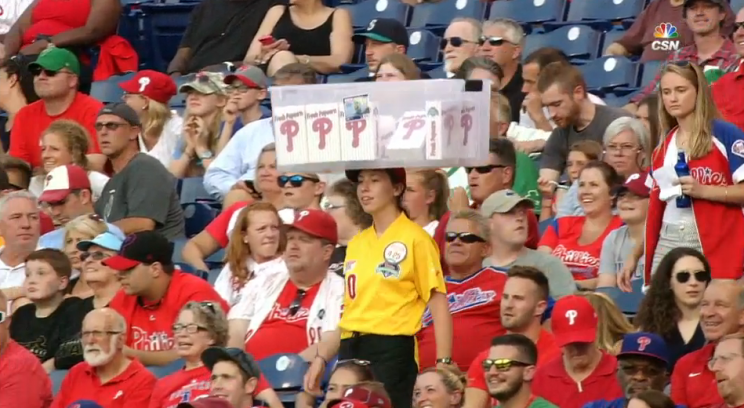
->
<box><xmin>271</xmin><ymin>6</ymin><xmax>335</xmax><ymax>56</ymax></box>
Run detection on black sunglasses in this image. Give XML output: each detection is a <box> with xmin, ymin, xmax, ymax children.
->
<box><xmin>80</xmin><ymin>251</ymin><xmax>109</xmax><ymax>262</ymax></box>
<box><xmin>30</xmin><ymin>66</ymin><xmax>62</xmax><ymax>77</ymax></box>
<box><xmin>479</xmin><ymin>36</ymin><xmax>507</xmax><ymax>46</ymax></box>
<box><xmin>289</xmin><ymin>289</ymin><xmax>307</xmax><ymax>316</ymax></box>
<box><xmin>441</xmin><ymin>37</ymin><xmax>477</xmax><ymax>49</ymax></box>
<box><xmin>445</xmin><ymin>232</ymin><xmax>486</xmax><ymax>244</ymax></box>
<box><xmin>200</xmin><ymin>301</ymin><xmax>217</xmax><ymax>314</ymax></box>
<box><xmin>278</xmin><ymin>174</ymin><xmax>320</xmax><ymax>188</ymax></box>
<box><xmin>675</xmin><ymin>270</ymin><xmax>710</xmax><ymax>284</ymax></box>
<box><xmin>466</xmin><ymin>164</ymin><xmax>507</xmax><ymax>174</ymax></box>
<box><xmin>482</xmin><ymin>358</ymin><xmax>532</xmax><ymax>372</ymax></box>
<box><xmin>734</xmin><ymin>21</ymin><xmax>744</xmax><ymax>30</ymax></box>
<box><xmin>94</xmin><ymin>122</ymin><xmax>129</xmax><ymax>132</ymax></box>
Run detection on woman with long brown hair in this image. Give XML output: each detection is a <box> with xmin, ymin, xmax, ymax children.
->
<box><xmin>403</xmin><ymin>170</ymin><xmax>449</xmax><ymax>236</ymax></box>
<box><xmin>213</xmin><ymin>202</ymin><xmax>286</xmax><ymax>306</ymax></box>
<box><xmin>576</xmin><ymin>291</ymin><xmax>635</xmax><ymax>354</ymax></box>
<box><xmin>374</xmin><ymin>53</ymin><xmax>421</xmax><ymax>81</ymax></box>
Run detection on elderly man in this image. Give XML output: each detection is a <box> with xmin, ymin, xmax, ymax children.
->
<box><xmin>443</xmin><ymin>18</ymin><xmax>481</xmax><ymax>77</ymax></box>
<box><xmin>0</xmin><ymin>191</ymin><xmax>41</xmax><ymax>309</ymax></box>
<box><xmin>51</xmin><ymin>308</ymin><xmax>156</xmax><ymax>408</ymax></box>
<box><xmin>478</xmin><ymin>18</ymin><xmax>525</xmax><ymax>122</ymax></box>
<box><xmin>202</xmin><ymin>347</ymin><xmax>263</xmax><ymax>408</ymax></box>
<box><xmin>710</xmin><ymin>333</ymin><xmax>744</xmax><ymax>407</ymax></box>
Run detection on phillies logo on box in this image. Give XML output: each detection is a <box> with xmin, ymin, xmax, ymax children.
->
<box><xmin>460</xmin><ymin>105</ymin><xmax>475</xmax><ymax>146</ymax></box>
<box><xmin>276</xmin><ymin>111</ymin><xmax>304</xmax><ymax>152</ymax></box>
<box><xmin>307</xmin><ymin>107</ymin><xmax>338</xmax><ymax>149</ymax></box>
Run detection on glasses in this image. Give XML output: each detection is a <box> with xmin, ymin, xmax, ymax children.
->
<box><xmin>479</xmin><ymin>36</ymin><xmax>509</xmax><ymax>46</ymax></box>
<box><xmin>0</xmin><ymin>311</ymin><xmax>5</xmax><ymax>323</ymax></box>
<box><xmin>605</xmin><ymin>144</ymin><xmax>640</xmax><ymax>154</ymax></box>
<box><xmin>229</xmin><ymin>84</ymin><xmax>251</xmax><ymax>93</ymax></box>
<box><xmin>441</xmin><ymin>37</ymin><xmax>478</xmax><ymax>49</ymax></box>
<box><xmin>675</xmin><ymin>270</ymin><xmax>710</xmax><ymax>284</ymax></box>
<box><xmin>94</xmin><ymin>122</ymin><xmax>129</xmax><ymax>132</ymax></box>
<box><xmin>324</xmin><ymin>203</ymin><xmax>346</xmax><ymax>211</ymax></box>
<box><xmin>289</xmin><ymin>289</ymin><xmax>307</xmax><ymax>316</ymax></box>
<box><xmin>466</xmin><ymin>164</ymin><xmax>507</xmax><ymax>174</ymax></box>
<box><xmin>445</xmin><ymin>232</ymin><xmax>486</xmax><ymax>244</ymax></box>
<box><xmin>481</xmin><ymin>358</ymin><xmax>532</xmax><ymax>372</ymax></box>
<box><xmin>278</xmin><ymin>174</ymin><xmax>320</xmax><ymax>188</ymax></box>
<box><xmin>80</xmin><ymin>251</ymin><xmax>109</xmax><ymax>262</ymax></box>
<box><xmin>708</xmin><ymin>353</ymin><xmax>743</xmax><ymax>370</ymax></box>
<box><xmin>334</xmin><ymin>359</ymin><xmax>372</xmax><ymax>370</ymax></box>
<box><xmin>665</xmin><ymin>60</ymin><xmax>691</xmax><ymax>70</ymax></box>
<box><xmin>30</xmin><ymin>66</ymin><xmax>67</xmax><ymax>77</ymax></box>
<box><xmin>735</xmin><ymin>22</ymin><xmax>744</xmax><ymax>31</ymax></box>
<box><xmin>172</xmin><ymin>323</ymin><xmax>209</xmax><ymax>334</ymax></box>
<box><xmin>81</xmin><ymin>330</ymin><xmax>122</xmax><ymax>340</ymax></box>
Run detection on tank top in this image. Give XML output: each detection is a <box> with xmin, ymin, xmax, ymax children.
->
<box><xmin>23</xmin><ymin>0</ymin><xmax>92</xmax><ymax>46</ymax></box>
<box><xmin>271</xmin><ymin>6</ymin><xmax>335</xmax><ymax>57</ymax></box>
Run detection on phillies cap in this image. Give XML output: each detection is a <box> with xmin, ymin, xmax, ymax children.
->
<box><xmin>480</xmin><ymin>189</ymin><xmax>533</xmax><ymax>217</ymax></box>
<box><xmin>201</xmin><ymin>347</ymin><xmax>261</xmax><ymax>379</ymax></box>
<box><xmin>353</xmin><ymin>18</ymin><xmax>409</xmax><ymax>48</ymax></box>
<box><xmin>176</xmin><ymin>398</ymin><xmax>233</xmax><ymax>408</ymax></box>
<box><xmin>38</xmin><ymin>165</ymin><xmax>91</xmax><ymax>203</ymax></box>
<box><xmin>618</xmin><ymin>332</ymin><xmax>669</xmax><ymax>365</ymax></box>
<box><xmin>102</xmin><ymin>231</ymin><xmax>174</xmax><ymax>271</ymax></box>
<box><xmin>286</xmin><ymin>209</ymin><xmax>338</xmax><ymax>244</ymax></box>
<box><xmin>224</xmin><ymin>65</ymin><xmax>268</xmax><ymax>89</ymax></box>
<box><xmin>67</xmin><ymin>401</ymin><xmax>104</xmax><ymax>408</ymax></box>
<box><xmin>551</xmin><ymin>295</ymin><xmax>598</xmax><ymax>348</ymax></box>
<box><xmin>327</xmin><ymin>385</ymin><xmax>393</xmax><ymax>408</ymax></box>
<box><xmin>615</xmin><ymin>172</ymin><xmax>650</xmax><ymax>199</ymax></box>
<box><xmin>346</xmin><ymin>168</ymin><xmax>406</xmax><ymax>186</ymax></box>
<box><xmin>119</xmin><ymin>70</ymin><xmax>177</xmax><ymax>104</ymax></box>
<box><xmin>77</xmin><ymin>228</ymin><xmax>127</xmax><ymax>252</ymax></box>
<box><xmin>98</xmin><ymin>103</ymin><xmax>141</xmax><ymax>127</ymax></box>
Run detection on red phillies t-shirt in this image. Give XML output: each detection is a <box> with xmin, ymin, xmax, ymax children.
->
<box><xmin>0</xmin><ymin>340</ymin><xmax>52</xmax><ymax>408</ymax></box>
<box><xmin>10</xmin><ymin>92</ymin><xmax>103</xmax><ymax>168</ymax></box>
<box><xmin>149</xmin><ymin>366</ymin><xmax>272</xmax><ymax>408</ymax></box>
<box><xmin>538</xmin><ymin>215</ymin><xmax>624</xmax><ymax>280</ymax></box>
<box><xmin>109</xmin><ymin>271</ymin><xmax>229</xmax><ymax>351</ymax></box>
<box><xmin>466</xmin><ymin>329</ymin><xmax>560</xmax><ymax>392</ymax></box>
<box><xmin>418</xmin><ymin>267</ymin><xmax>507</xmax><ymax>371</ymax></box>
<box><xmin>205</xmin><ymin>201</ymin><xmax>251</xmax><ymax>247</ymax></box>
<box><xmin>246</xmin><ymin>280</ymin><xmax>321</xmax><ymax>360</ymax></box>
<box><xmin>671</xmin><ymin>343</ymin><xmax>721</xmax><ymax>408</ymax></box>
<box><xmin>531</xmin><ymin>352</ymin><xmax>623</xmax><ymax>408</ymax></box>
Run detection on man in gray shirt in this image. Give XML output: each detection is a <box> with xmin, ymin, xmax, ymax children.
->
<box><xmin>94</xmin><ymin>103</ymin><xmax>185</xmax><ymax>240</ymax></box>
<box><xmin>480</xmin><ymin>189</ymin><xmax>575</xmax><ymax>298</ymax></box>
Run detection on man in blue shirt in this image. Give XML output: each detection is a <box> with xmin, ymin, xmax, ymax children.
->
<box><xmin>584</xmin><ymin>332</ymin><xmax>684</xmax><ymax>408</ymax></box>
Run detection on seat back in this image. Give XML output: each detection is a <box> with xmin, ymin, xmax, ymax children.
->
<box><xmin>487</xmin><ymin>0</ymin><xmax>566</xmax><ymax>25</ymax></box>
<box><xmin>579</xmin><ymin>56</ymin><xmax>638</xmax><ymax>91</ymax></box>
<box><xmin>258</xmin><ymin>353</ymin><xmax>307</xmax><ymax>390</ymax></box>
<box><xmin>639</xmin><ymin>59</ymin><xmax>663</xmax><ymax>88</ymax></box>
<box><xmin>567</xmin><ymin>0</ymin><xmax>644</xmax><ymax>22</ymax></box>
<box><xmin>409</xmin><ymin>0</ymin><xmax>487</xmax><ymax>29</ymax></box>
<box><xmin>524</xmin><ymin>25</ymin><xmax>601</xmax><ymax>60</ymax></box>
<box><xmin>342</xmin><ymin>0</ymin><xmax>409</xmax><ymax>29</ymax></box>
<box><xmin>140</xmin><ymin>3</ymin><xmax>197</xmax><ymax>72</ymax></box>
<box><xmin>406</xmin><ymin>29</ymin><xmax>441</xmax><ymax>62</ymax></box>
<box><xmin>182</xmin><ymin>202</ymin><xmax>218</xmax><ymax>238</ymax></box>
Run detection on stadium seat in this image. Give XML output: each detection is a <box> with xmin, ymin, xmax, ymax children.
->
<box><xmin>50</xmin><ymin>369</ymin><xmax>68</xmax><ymax>395</ymax></box>
<box><xmin>550</xmin><ymin>0</ymin><xmax>645</xmax><ymax>31</ymax></box>
<box><xmin>538</xmin><ymin>218</ymin><xmax>553</xmax><ymax>236</ymax></box>
<box><xmin>326</xmin><ymin>68</ymin><xmax>370</xmax><ymax>83</ymax></box>
<box><xmin>602</xmin><ymin>29</ymin><xmax>626</xmax><ymax>53</ymax></box>
<box><xmin>258</xmin><ymin>354</ymin><xmax>307</xmax><ymax>403</ymax></box>
<box><xmin>733</xmin><ymin>0</ymin><xmax>744</xmax><ymax>13</ymax></box>
<box><xmin>171</xmin><ymin>237</ymin><xmax>188</xmax><ymax>264</ymax></box>
<box><xmin>595</xmin><ymin>282</ymin><xmax>645</xmax><ymax>316</ymax></box>
<box><xmin>524</xmin><ymin>25</ymin><xmax>601</xmax><ymax>60</ymax></box>
<box><xmin>639</xmin><ymin>59</ymin><xmax>663</xmax><ymax>88</ymax></box>
<box><xmin>578</xmin><ymin>56</ymin><xmax>638</xmax><ymax>92</ymax></box>
<box><xmin>408</xmin><ymin>0</ymin><xmax>487</xmax><ymax>32</ymax></box>
<box><xmin>182</xmin><ymin>202</ymin><xmax>218</xmax><ymax>238</ymax></box>
<box><xmin>486</xmin><ymin>0</ymin><xmax>566</xmax><ymax>31</ymax></box>
<box><xmin>603</xmin><ymin>93</ymin><xmax>632</xmax><ymax>107</ymax></box>
<box><xmin>140</xmin><ymin>3</ymin><xmax>196</xmax><ymax>72</ymax></box>
<box><xmin>342</xmin><ymin>0</ymin><xmax>409</xmax><ymax>29</ymax></box>
<box><xmin>206</xmin><ymin>248</ymin><xmax>226</xmax><ymax>270</ymax></box>
<box><xmin>423</xmin><ymin>66</ymin><xmax>448</xmax><ymax>78</ymax></box>
<box><xmin>179</xmin><ymin>177</ymin><xmax>215</xmax><ymax>204</ymax></box>
<box><xmin>147</xmin><ymin>358</ymin><xmax>185</xmax><ymax>378</ymax></box>
<box><xmin>90</xmin><ymin>73</ymin><xmax>136</xmax><ymax>103</ymax></box>
<box><xmin>407</xmin><ymin>29</ymin><xmax>441</xmax><ymax>63</ymax></box>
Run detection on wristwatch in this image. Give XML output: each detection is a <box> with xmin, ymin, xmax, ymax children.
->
<box><xmin>198</xmin><ymin>150</ymin><xmax>214</xmax><ymax>160</ymax></box>
<box><xmin>436</xmin><ymin>357</ymin><xmax>453</xmax><ymax>365</ymax></box>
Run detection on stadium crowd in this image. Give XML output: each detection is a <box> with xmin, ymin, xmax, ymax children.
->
<box><xmin>0</xmin><ymin>0</ymin><xmax>743</xmax><ymax>407</ymax></box>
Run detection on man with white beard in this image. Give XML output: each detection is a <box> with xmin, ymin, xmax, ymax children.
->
<box><xmin>50</xmin><ymin>308</ymin><xmax>156</xmax><ymax>408</ymax></box>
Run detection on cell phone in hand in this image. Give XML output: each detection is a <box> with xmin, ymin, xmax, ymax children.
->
<box><xmin>259</xmin><ymin>35</ymin><xmax>275</xmax><ymax>46</ymax></box>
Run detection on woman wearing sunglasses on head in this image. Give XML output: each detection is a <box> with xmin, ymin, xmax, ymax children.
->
<box><xmin>305</xmin><ymin>168</ymin><xmax>452</xmax><ymax>408</ymax></box>
<box><xmin>640</xmin><ymin>62</ymin><xmax>744</xmax><ymax>285</ymax></box>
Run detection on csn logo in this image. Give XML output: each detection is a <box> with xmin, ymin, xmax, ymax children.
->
<box><xmin>651</xmin><ymin>23</ymin><xmax>680</xmax><ymax>51</ymax></box>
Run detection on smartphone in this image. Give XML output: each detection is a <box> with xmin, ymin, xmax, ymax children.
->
<box><xmin>259</xmin><ymin>35</ymin><xmax>275</xmax><ymax>45</ymax></box>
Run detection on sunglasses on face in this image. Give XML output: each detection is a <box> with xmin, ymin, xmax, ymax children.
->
<box><xmin>0</xmin><ymin>310</ymin><xmax>5</xmax><ymax>324</ymax></box>
<box><xmin>445</xmin><ymin>232</ymin><xmax>486</xmax><ymax>244</ymax></box>
<box><xmin>80</xmin><ymin>251</ymin><xmax>108</xmax><ymax>262</ymax></box>
<box><xmin>441</xmin><ymin>37</ymin><xmax>477</xmax><ymax>49</ymax></box>
<box><xmin>675</xmin><ymin>270</ymin><xmax>710</xmax><ymax>284</ymax></box>
<box><xmin>481</xmin><ymin>358</ymin><xmax>531</xmax><ymax>372</ymax></box>
<box><xmin>30</xmin><ymin>66</ymin><xmax>65</xmax><ymax>77</ymax></box>
<box><xmin>734</xmin><ymin>21</ymin><xmax>744</xmax><ymax>31</ymax></box>
<box><xmin>479</xmin><ymin>36</ymin><xmax>507</xmax><ymax>46</ymax></box>
<box><xmin>94</xmin><ymin>122</ymin><xmax>129</xmax><ymax>132</ymax></box>
<box><xmin>278</xmin><ymin>174</ymin><xmax>320</xmax><ymax>188</ymax></box>
<box><xmin>289</xmin><ymin>289</ymin><xmax>307</xmax><ymax>316</ymax></box>
<box><xmin>466</xmin><ymin>164</ymin><xmax>507</xmax><ymax>174</ymax></box>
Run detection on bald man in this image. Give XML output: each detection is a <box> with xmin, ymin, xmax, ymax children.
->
<box><xmin>671</xmin><ymin>280</ymin><xmax>744</xmax><ymax>408</ymax></box>
<box><xmin>51</xmin><ymin>308</ymin><xmax>156</xmax><ymax>408</ymax></box>
<box><xmin>0</xmin><ymin>291</ymin><xmax>52</xmax><ymax>408</ymax></box>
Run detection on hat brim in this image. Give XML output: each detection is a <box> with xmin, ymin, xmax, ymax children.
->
<box><xmin>617</xmin><ymin>351</ymin><xmax>668</xmax><ymax>365</ymax></box>
<box><xmin>178</xmin><ymin>84</ymin><xmax>220</xmax><ymax>95</ymax></box>
<box><xmin>224</xmin><ymin>74</ymin><xmax>261</xmax><ymax>88</ymax></box>
<box><xmin>327</xmin><ymin>398</ymin><xmax>372</xmax><ymax>408</ymax></box>
<box><xmin>352</xmin><ymin>33</ymin><xmax>394</xmax><ymax>44</ymax></box>
<box><xmin>555</xmin><ymin>328</ymin><xmax>596</xmax><ymax>348</ymax></box>
<box><xmin>119</xmin><ymin>79</ymin><xmax>141</xmax><ymax>95</ymax></box>
<box><xmin>102</xmin><ymin>255</ymin><xmax>141</xmax><ymax>271</ymax></box>
<box><xmin>614</xmin><ymin>185</ymin><xmax>650</xmax><ymax>199</ymax></box>
<box><xmin>201</xmin><ymin>347</ymin><xmax>234</xmax><ymax>371</ymax></box>
<box><xmin>38</xmin><ymin>189</ymin><xmax>72</xmax><ymax>204</ymax></box>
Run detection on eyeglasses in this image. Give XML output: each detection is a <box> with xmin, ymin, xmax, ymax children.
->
<box><xmin>479</xmin><ymin>36</ymin><xmax>508</xmax><ymax>47</ymax></box>
<box><xmin>324</xmin><ymin>203</ymin><xmax>346</xmax><ymax>211</ymax></box>
<box><xmin>289</xmin><ymin>289</ymin><xmax>307</xmax><ymax>316</ymax></box>
<box><xmin>229</xmin><ymin>84</ymin><xmax>251</xmax><ymax>93</ymax></box>
<box><xmin>674</xmin><ymin>270</ymin><xmax>710</xmax><ymax>284</ymax></box>
<box><xmin>81</xmin><ymin>330</ymin><xmax>122</xmax><ymax>340</ymax></box>
<box><xmin>481</xmin><ymin>358</ymin><xmax>532</xmax><ymax>372</ymax></box>
<box><xmin>94</xmin><ymin>122</ymin><xmax>129</xmax><ymax>132</ymax></box>
<box><xmin>80</xmin><ymin>251</ymin><xmax>109</xmax><ymax>262</ymax></box>
<box><xmin>278</xmin><ymin>174</ymin><xmax>320</xmax><ymax>188</ymax></box>
<box><xmin>605</xmin><ymin>144</ymin><xmax>640</xmax><ymax>154</ymax></box>
<box><xmin>441</xmin><ymin>37</ymin><xmax>478</xmax><ymax>49</ymax></box>
<box><xmin>708</xmin><ymin>353</ymin><xmax>743</xmax><ymax>370</ymax></box>
<box><xmin>466</xmin><ymin>164</ymin><xmax>507</xmax><ymax>174</ymax></box>
<box><xmin>665</xmin><ymin>60</ymin><xmax>692</xmax><ymax>70</ymax></box>
<box><xmin>445</xmin><ymin>232</ymin><xmax>486</xmax><ymax>244</ymax></box>
<box><xmin>172</xmin><ymin>323</ymin><xmax>209</xmax><ymax>334</ymax></box>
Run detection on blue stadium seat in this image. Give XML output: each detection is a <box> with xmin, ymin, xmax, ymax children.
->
<box><xmin>524</xmin><ymin>25</ymin><xmax>601</xmax><ymax>60</ymax></box>
<box><xmin>171</xmin><ymin>238</ymin><xmax>188</xmax><ymax>264</ymax></box>
<box><xmin>407</xmin><ymin>29</ymin><xmax>441</xmax><ymax>62</ymax></box>
<box><xmin>179</xmin><ymin>177</ymin><xmax>214</xmax><ymax>204</ymax></box>
<box><xmin>486</xmin><ymin>0</ymin><xmax>566</xmax><ymax>30</ymax></box>
<box><xmin>732</xmin><ymin>0</ymin><xmax>744</xmax><ymax>13</ymax></box>
<box><xmin>50</xmin><ymin>369</ymin><xmax>68</xmax><ymax>395</ymax></box>
<box><xmin>639</xmin><ymin>59</ymin><xmax>663</xmax><ymax>88</ymax></box>
<box><xmin>206</xmin><ymin>248</ymin><xmax>226</xmax><ymax>270</ymax></box>
<box><xmin>595</xmin><ymin>281</ymin><xmax>645</xmax><ymax>316</ymax></box>
<box><xmin>90</xmin><ymin>73</ymin><xmax>136</xmax><ymax>103</ymax></box>
<box><xmin>551</xmin><ymin>0</ymin><xmax>645</xmax><ymax>30</ymax></box>
<box><xmin>538</xmin><ymin>218</ymin><xmax>553</xmax><ymax>236</ymax></box>
<box><xmin>342</xmin><ymin>0</ymin><xmax>409</xmax><ymax>29</ymax></box>
<box><xmin>140</xmin><ymin>3</ymin><xmax>196</xmax><ymax>72</ymax></box>
<box><xmin>147</xmin><ymin>359</ymin><xmax>185</xmax><ymax>378</ymax></box>
<box><xmin>578</xmin><ymin>56</ymin><xmax>638</xmax><ymax>92</ymax></box>
<box><xmin>182</xmin><ymin>202</ymin><xmax>218</xmax><ymax>238</ymax></box>
<box><xmin>325</xmin><ymin>68</ymin><xmax>370</xmax><ymax>83</ymax></box>
<box><xmin>603</xmin><ymin>93</ymin><xmax>632</xmax><ymax>107</ymax></box>
<box><xmin>258</xmin><ymin>354</ymin><xmax>307</xmax><ymax>403</ymax></box>
<box><xmin>408</xmin><ymin>0</ymin><xmax>487</xmax><ymax>32</ymax></box>
<box><xmin>602</xmin><ymin>29</ymin><xmax>626</xmax><ymax>53</ymax></box>
<box><xmin>422</xmin><ymin>66</ymin><xmax>447</xmax><ymax>78</ymax></box>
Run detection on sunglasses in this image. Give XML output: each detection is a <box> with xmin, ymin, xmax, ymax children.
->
<box><xmin>334</xmin><ymin>359</ymin><xmax>372</xmax><ymax>370</ymax></box>
<box><xmin>675</xmin><ymin>270</ymin><xmax>710</xmax><ymax>284</ymax></box>
<box><xmin>466</xmin><ymin>164</ymin><xmax>507</xmax><ymax>174</ymax></box>
<box><xmin>30</xmin><ymin>66</ymin><xmax>67</xmax><ymax>77</ymax></box>
<box><xmin>0</xmin><ymin>310</ymin><xmax>5</xmax><ymax>324</ymax></box>
<box><xmin>481</xmin><ymin>358</ymin><xmax>532</xmax><ymax>372</ymax></box>
<box><xmin>441</xmin><ymin>37</ymin><xmax>478</xmax><ymax>49</ymax></box>
<box><xmin>735</xmin><ymin>21</ymin><xmax>744</xmax><ymax>30</ymax></box>
<box><xmin>80</xmin><ymin>251</ymin><xmax>109</xmax><ymax>262</ymax></box>
<box><xmin>289</xmin><ymin>289</ymin><xmax>307</xmax><ymax>316</ymax></box>
<box><xmin>94</xmin><ymin>122</ymin><xmax>129</xmax><ymax>132</ymax></box>
<box><xmin>278</xmin><ymin>174</ymin><xmax>320</xmax><ymax>188</ymax></box>
<box><xmin>445</xmin><ymin>232</ymin><xmax>486</xmax><ymax>244</ymax></box>
<box><xmin>200</xmin><ymin>301</ymin><xmax>217</xmax><ymax>314</ymax></box>
<box><xmin>479</xmin><ymin>36</ymin><xmax>508</xmax><ymax>46</ymax></box>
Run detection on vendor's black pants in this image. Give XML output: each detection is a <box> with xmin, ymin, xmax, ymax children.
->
<box><xmin>339</xmin><ymin>334</ymin><xmax>417</xmax><ymax>408</ymax></box>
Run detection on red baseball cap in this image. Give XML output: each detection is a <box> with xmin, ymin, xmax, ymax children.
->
<box><xmin>38</xmin><ymin>165</ymin><xmax>91</xmax><ymax>203</ymax></box>
<box><xmin>551</xmin><ymin>295</ymin><xmax>598</xmax><ymax>348</ymax></box>
<box><xmin>119</xmin><ymin>70</ymin><xmax>177</xmax><ymax>104</ymax></box>
<box><xmin>615</xmin><ymin>172</ymin><xmax>650</xmax><ymax>198</ymax></box>
<box><xmin>285</xmin><ymin>209</ymin><xmax>338</xmax><ymax>244</ymax></box>
<box><xmin>346</xmin><ymin>168</ymin><xmax>406</xmax><ymax>185</ymax></box>
<box><xmin>327</xmin><ymin>385</ymin><xmax>392</xmax><ymax>408</ymax></box>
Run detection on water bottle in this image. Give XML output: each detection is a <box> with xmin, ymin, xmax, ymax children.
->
<box><xmin>675</xmin><ymin>151</ymin><xmax>692</xmax><ymax>208</ymax></box>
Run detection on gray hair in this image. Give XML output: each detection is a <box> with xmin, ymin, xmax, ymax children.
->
<box><xmin>447</xmin><ymin>209</ymin><xmax>491</xmax><ymax>242</ymax></box>
<box><xmin>603</xmin><ymin>117</ymin><xmax>652</xmax><ymax>167</ymax></box>
<box><xmin>182</xmin><ymin>301</ymin><xmax>229</xmax><ymax>347</ymax></box>
<box><xmin>449</xmin><ymin>17</ymin><xmax>482</xmax><ymax>40</ymax></box>
<box><xmin>483</xmin><ymin>18</ymin><xmax>525</xmax><ymax>49</ymax></box>
<box><xmin>0</xmin><ymin>190</ymin><xmax>38</xmax><ymax>218</ymax></box>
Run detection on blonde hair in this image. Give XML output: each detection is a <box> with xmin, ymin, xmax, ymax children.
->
<box><xmin>143</xmin><ymin>99</ymin><xmax>172</xmax><ymax>140</ymax></box>
<box><xmin>183</xmin><ymin>97</ymin><xmax>227</xmax><ymax>154</ymax></box>
<box><xmin>225</xmin><ymin>202</ymin><xmax>286</xmax><ymax>288</ymax></box>
<box><xmin>180</xmin><ymin>301</ymin><xmax>229</xmax><ymax>347</ymax></box>
<box><xmin>419</xmin><ymin>367</ymin><xmax>466</xmax><ymax>407</ymax></box>
<box><xmin>64</xmin><ymin>214</ymin><xmax>108</xmax><ymax>241</ymax></box>
<box><xmin>577</xmin><ymin>292</ymin><xmax>635</xmax><ymax>354</ymax></box>
<box><xmin>408</xmin><ymin>170</ymin><xmax>449</xmax><ymax>221</ymax></box>
<box><xmin>491</xmin><ymin>92</ymin><xmax>511</xmax><ymax>124</ymax></box>
<box><xmin>657</xmin><ymin>63</ymin><xmax>721</xmax><ymax>160</ymax></box>
<box><xmin>43</xmin><ymin>120</ymin><xmax>91</xmax><ymax>171</ymax></box>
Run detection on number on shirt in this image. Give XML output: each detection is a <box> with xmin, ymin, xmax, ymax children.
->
<box><xmin>347</xmin><ymin>273</ymin><xmax>357</xmax><ymax>299</ymax></box>
<box><xmin>309</xmin><ymin>327</ymin><xmax>323</xmax><ymax>344</ymax></box>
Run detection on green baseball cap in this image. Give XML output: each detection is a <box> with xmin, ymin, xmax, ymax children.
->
<box><xmin>29</xmin><ymin>47</ymin><xmax>80</xmax><ymax>76</ymax></box>
<box><xmin>178</xmin><ymin>71</ymin><xmax>228</xmax><ymax>95</ymax></box>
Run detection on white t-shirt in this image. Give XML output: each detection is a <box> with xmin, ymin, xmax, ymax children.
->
<box><xmin>0</xmin><ymin>0</ymin><xmax>34</xmax><ymax>34</ymax></box>
<box><xmin>29</xmin><ymin>170</ymin><xmax>110</xmax><ymax>202</ymax></box>
<box><xmin>139</xmin><ymin>115</ymin><xmax>183</xmax><ymax>168</ymax></box>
